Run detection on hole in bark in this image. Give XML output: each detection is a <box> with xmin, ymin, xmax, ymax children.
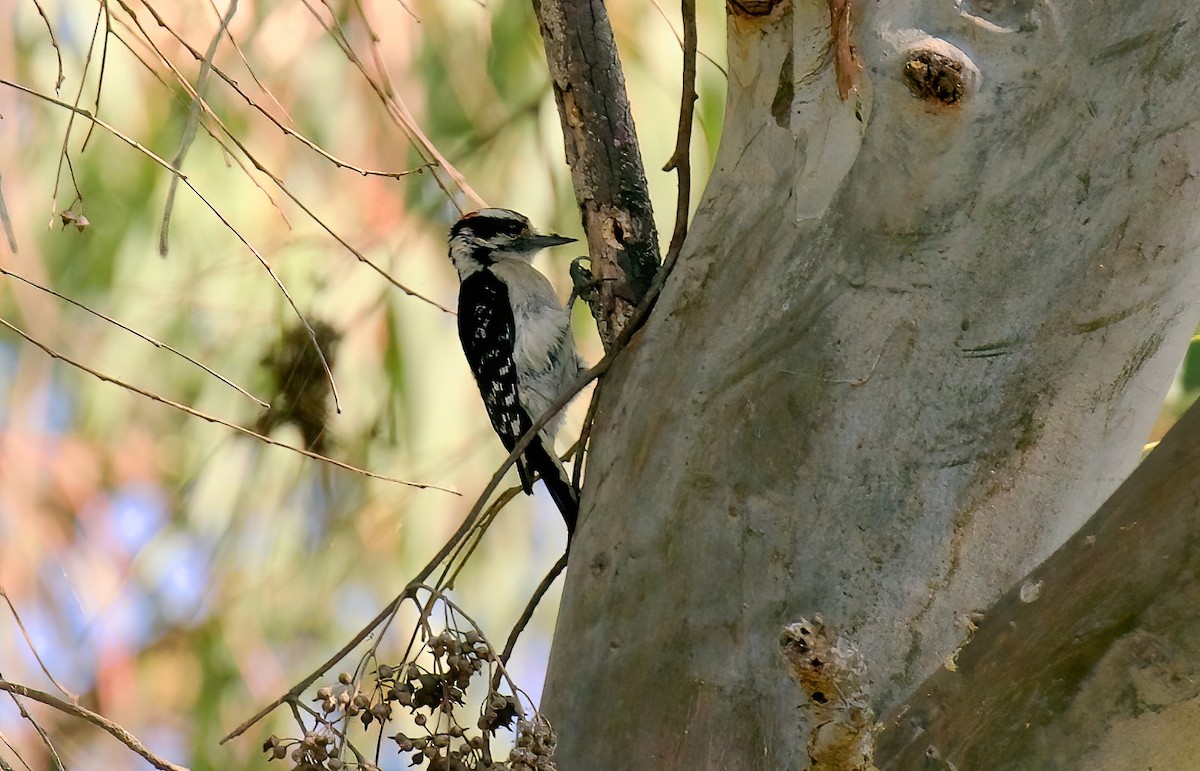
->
<box><xmin>903</xmin><ymin>50</ymin><xmax>966</xmax><ymax>105</ymax></box>
<box><xmin>811</xmin><ymin>691</ymin><xmax>828</xmax><ymax>703</ymax></box>
<box><xmin>727</xmin><ymin>0</ymin><xmax>786</xmax><ymax>16</ymax></box>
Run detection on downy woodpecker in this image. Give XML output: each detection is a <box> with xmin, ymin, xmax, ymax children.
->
<box><xmin>448</xmin><ymin>208</ymin><xmax>583</xmax><ymax>535</ymax></box>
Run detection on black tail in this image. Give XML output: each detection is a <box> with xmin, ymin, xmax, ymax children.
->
<box><xmin>525</xmin><ymin>438</ymin><xmax>579</xmax><ymax>536</ymax></box>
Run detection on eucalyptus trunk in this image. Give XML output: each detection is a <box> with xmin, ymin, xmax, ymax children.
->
<box><xmin>542</xmin><ymin>1</ymin><xmax>1200</xmax><ymax>767</ymax></box>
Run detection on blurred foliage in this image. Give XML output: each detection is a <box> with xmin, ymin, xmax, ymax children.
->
<box><xmin>0</xmin><ymin>0</ymin><xmax>728</xmax><ymax>768</ymax></box>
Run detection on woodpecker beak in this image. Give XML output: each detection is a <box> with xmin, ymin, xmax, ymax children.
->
<box><xmin>520</xmin><ymin>233</ymin><xmax>577</xmax><ymax>251</ymax></box>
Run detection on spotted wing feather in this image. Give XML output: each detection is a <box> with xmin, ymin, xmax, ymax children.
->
<box><xmin>458</xmin><ymin>271</ymin><xmax>536</xmax><ymax>493</ymax></box>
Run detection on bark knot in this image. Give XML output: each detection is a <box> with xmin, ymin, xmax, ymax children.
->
<box><xmin>904</xmin><ymin>50</ymin><xmax>966</xmax><ymax>105</ymax></box>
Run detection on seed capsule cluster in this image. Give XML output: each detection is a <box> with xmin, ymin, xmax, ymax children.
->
<box><xmin>263</xmin><ymin>628</ymin><xmax>555</xmax><ymax>770</ymax></box>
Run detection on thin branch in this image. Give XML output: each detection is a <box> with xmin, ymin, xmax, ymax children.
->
<box><xmin>500</xmin><ymin>554</ymin><xmax>568</xmax><ymax>667</ymax></box>
<box><xmin>28</xmin><ymin>0</ymin><xmax>64</xmax><ymax>92</ymax></box>
<box><xmin>661</xmin><ymin>0</ymin><xmax>699</xmax><ymax>264</ymax></box>
<box><xmin>0</xmin><ymin>731</ymin><xmax>30</xmax><ymax>771</ymax></box>
<box><xmin>0</xmin><ymin>670</ymin><xmax>65</xmax><ymax>771</ymax></box>
<box><xmin>647</xmin><ymin>0</ymin><xmax>727</xmax><ymax>78</ymax></box>
<box><xmin>0</xmin><ymin>173</ymin><xmax>16</xmax><ymax>253</ymax></box>
<box><xmin>297</xmin><ymin>0</ymin><xmax>484</xmax><ymax>211</ymax></box>
<box><xmin>3</xmin><ymin>78</ymin><xmax>343</xmax><ymax>416</ymax></box>
<box><xmin>106</xmin><ymin>19</ymin><xmax>296</xmax><ymax>231</ymax></box>
<box><xmin>49</xmin><ymin>0</ymin><xmax>109</xmax><ymax>217</ymax></box>
<box><xmin>0</xmin><ymin>314</ymin><xmax>456</xmax><ymax>493</ymax></box>
<box><xmin>0</xmin><ymin>681</ymin><xmax>188</xmax><ymax>771</ymax></box>
<box><xmin>202</xmin><ymin>0</ymin><xmax>292</xmax><ymax>122</ymax></box>
<box><xmin>136</xmin><ymin>2</ymin><xmax>425</xmax><ymax>181</ymax></box>
<box><xmin>80</xmin><ymin>0</ymin><xmax>112</xmax><ymax>151</ymax></box>
<box><xmin>437</xmin><ymin>484</ymin><xmax>524</xmax><ymax>592</ymax></box>
<box><xmin>0</xmin><ymin>590</ymin><xmax>77</xmax><ymax>702</ymax></box>
<box><xmin>159</xmin><ymin>0</ymin><xmax>239</xmax><ymax>257</ymax></box>
<box><xmin>118</xmin><ymin>4</ymin><xmax>451</xmax><ymax>313</ymax></box>
<box><xmin>0</xmin><ymin>266</ymin><xmax>268</xmax><ymax>408</ymax></box>
<box><xmin>572</xmin><ymin>379</ymin><xmax>602</xmax><ymax>491</ymax></box>
<box><xmin>222</xmin><ymin>588</ymin><xmax>416</xmax><ymax>743</ymax></box>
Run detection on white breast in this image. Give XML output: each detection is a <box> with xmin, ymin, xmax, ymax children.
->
<box><xmin>489</xmin><ymin>258</ymin><xmax>582</xmax><ymax>437</ymax></box>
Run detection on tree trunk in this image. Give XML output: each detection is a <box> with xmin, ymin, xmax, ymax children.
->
<box><xmin>542</xmin><ymin>1</ymin><xmax>1200</xmax><ymax>767</ymax></box>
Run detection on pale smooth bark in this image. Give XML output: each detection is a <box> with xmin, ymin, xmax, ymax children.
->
<box><xmin>543</xmin><ymin>1</ymin><xmax>1200</xmax><ymax>767</ymax></box>
<box><xmin>878</xmin><ymin>398</ymin><xmax>1200</xmax><ymax>768</ymax></box>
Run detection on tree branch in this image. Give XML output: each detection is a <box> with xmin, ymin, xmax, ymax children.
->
<box><xmin>877</xmin><ymin>397</ymin><xmax>1200</xmax><ymax>767</ymax></box>
<box><xmin>0</xmin><ymin>315</ymin><xmax>454</xmax><ymax>492</ymax></box>
<box><xmin>532</xmin><ymin>0</ymin><xmax>661</xmax><ymax>350</ymax></box>
<box><xmin>0</xmin><ymin>681</ymin><xmax>188</xmax><ymax>771</ymax></box>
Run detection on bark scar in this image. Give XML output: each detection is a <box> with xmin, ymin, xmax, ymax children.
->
<box><xmin>781</xmin><ymin>617</ymin><xmax>878</xmax><ymax>770</ymax></box>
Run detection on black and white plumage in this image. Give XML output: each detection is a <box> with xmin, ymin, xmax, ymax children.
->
<box><xmin>449</xmin><ymin>208</ymin><xmax>584</xmax><ymax>534</ymax></box>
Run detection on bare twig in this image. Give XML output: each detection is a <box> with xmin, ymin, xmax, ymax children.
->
<box><xmin>3</xmin><ymin>78</ymin><xmax>343</xmax><ymax>416</ymax></box>
<box><xmin>80</xmin><ymin>0</ymin><xmax>112</xmax><ymax>151</ymax></box>
<box><xmin>159</xmin><ymin>0</ymin><xmax>239</xmax><ymax>256</ymax></box>
<box><xmin>0</xmin><ymin>681</ymin><xmax>189</xmax><ymax>771</ymax></box>
<box><xmin>0</xmin><ymin>731</ymin><xmax>30</xmax><ymax>771</ymax></box>
<box><xmin>118</xmin><ymin>4</ymin><xmax>451</xmax><ymax>313</ymax></box>
<box><xmin>106</xmin><ymin>19</ymin><xmax>296</xmax><ymax>231</ymax></box>
<box><xmin>0</xmin><ymin>314</ymin><xmax>455</xmax><ymax>492</ymax></box>
<box><xmin>28</xmin><ymin>0</ymin><xmax>64</xmax><ymax>92</ymax></box>
<box><xmin>0</xmin><ymin>590</ymin><xmax>77</xmax><ymax>702</ymax></box>
<box><xmin>572</xmin><ymin>380</ymin><xmax>602</xmax><ymax>491</ymax></box>
<box><xmin>661</xmin><ymin>0</ymin><xmax>699</xmax><ymax>263</ymax></box>
<box><xmin>0</xmin><ymin>173</ymin><xmax>16</xmax><ymax>253</ymax></box>
<box><xmin>0</xmin><ymin>266</ymin><xmax>268</xmax><ymax>407</ymax></box>
<box><xmin>438</xmin><ymin>484</ymin><xmax>524</xmax><ymax>591</ymax></box>
<box><xmin>298</xmin><ymin>0</ymin><xmax>484</xmax><ymax>211</ymax></box>
<box><xmin>0</xmin><ymin>669</ymin><xmax>65</xmax><ymax>771</ymax></box>
<box><xmin>49</xmin><ymin>0</ymin><xmax>109</xmax><ymax>217</ymax></box>
<box><xmin>647</xmin><ymin>0</ymin><xmax>727</xmax><ymax>78</ymax></box>
<box><xmin>500</xmin><ymin>554</ymin><xmax>569</xmax><ymax>668</ymax></box>
<box><xmin>136</xmin><ymin>2</ymin><xmax>426</xmax><ymax>181</ymax></box>
<box><xmin>222</xmin><ymin>588</ymin><xmax>415</xmax><ymax>743</ymax></box>
<box><xmin>201</xmin><ymin>0</ymin><xmax>292</xmax><ymax>121</ymax></box>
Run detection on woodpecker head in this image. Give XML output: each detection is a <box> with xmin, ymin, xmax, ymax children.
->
<box><xmin>448</xmin><ymin>208</ymin><xmax>576</xmax><ymax>280</ymax></box>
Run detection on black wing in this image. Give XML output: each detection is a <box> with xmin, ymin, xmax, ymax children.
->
<box><xmin>458</xmin><ymin>270</ymin><xmax>580</xmax><ymax>536</ymax></box>
<box><xmin>458</xmin><ymin>271</ymin><xmax>536</xmax><ymax>493</ymax></box>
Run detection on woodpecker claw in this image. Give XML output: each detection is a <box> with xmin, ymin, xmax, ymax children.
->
<box><xmin>569</xmin><ymin>256</ymin><xmax>603</xmax><ymax>320</ymax></box>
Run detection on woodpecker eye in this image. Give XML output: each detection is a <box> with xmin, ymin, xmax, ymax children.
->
<box><xmin>453</xmin><ymin>213</ymin><xmax>527</xmax><ymax>243</ymax></box>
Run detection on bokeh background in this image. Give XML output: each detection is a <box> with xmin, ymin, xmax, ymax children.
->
<box><xmin>0</xmin><ymin>1</ymin><xmax>1195</xmax><ymax>769</ymax></box>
